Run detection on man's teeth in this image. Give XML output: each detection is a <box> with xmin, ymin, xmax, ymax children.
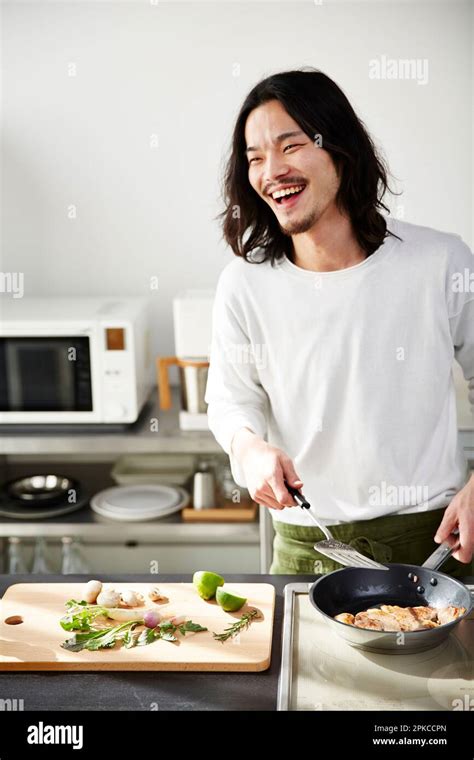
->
<box><xmin>272</xmin><ymin>185</ymin><xmax>305</xmax><ymax>200</ymax></box>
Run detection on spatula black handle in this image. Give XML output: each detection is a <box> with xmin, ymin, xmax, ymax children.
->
<box><xmin>284</xmin><ymin>479</ymin><xmax>311</xmax><ymax>509</ymax></box>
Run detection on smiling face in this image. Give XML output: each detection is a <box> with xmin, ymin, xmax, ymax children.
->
<box><xmin>244</xmin><ymin>99</ymin><xmax>341</xmax><ymax>236</ymax></box>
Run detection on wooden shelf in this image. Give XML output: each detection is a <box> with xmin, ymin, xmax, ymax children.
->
<box><xmin>181</xmin><ymin>503</ymin><xmax>258</xmax><ymax>523</ymax></box>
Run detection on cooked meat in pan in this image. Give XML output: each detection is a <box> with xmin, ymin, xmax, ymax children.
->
<box><xmin>436</xmin><ymin>606</ymin><xmax>467</xmax><ymax>626</ymax></box>
<box><xmin>333</xmin><ymin>612</ymin><xmax>355</xmax><ymax>626</ymax></box>
<box><xmin>334</xmin><ymin>605</ymin><xmax>466</xmax><ymax>632</ymax></box>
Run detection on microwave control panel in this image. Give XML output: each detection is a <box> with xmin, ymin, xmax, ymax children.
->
<box><xmin>100</xmin><ymin>325</ymin><xmax>135</xmax><ymax>421</ymax></box>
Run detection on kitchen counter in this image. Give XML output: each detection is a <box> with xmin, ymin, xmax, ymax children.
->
<box><xmin>2</xmin><ymin>572</ymin><xmax>473</xmax><ymax>711</ymax></box>
<box><xmin>0</xmin><ymin>573</ymin><xmax>298</xmax><ymax>711</ymax></box>
<box><xmin>0</xmin><ymin>388</ymin><xmax>222</xmax><ymax>456</ymax></box>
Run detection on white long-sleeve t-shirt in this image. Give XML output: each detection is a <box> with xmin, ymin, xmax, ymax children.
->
<box><xmin>204</xmin><ymin>217</ymin><xmax>474</xmax><ymax>527</ymax></box>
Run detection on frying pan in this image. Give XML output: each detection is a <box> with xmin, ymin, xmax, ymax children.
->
<box><xmin>309</xmin><ymin>550</ymin><xmax>473</xmax><ymax>654</ymax></box>
<box><xmin>282</xmin><ymin>482</ymin><xmax>472</xmax><ymax>653</ymax></box>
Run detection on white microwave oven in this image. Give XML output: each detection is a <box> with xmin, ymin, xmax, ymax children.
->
<box><xmin>0</xmin><ymin>297</ymin><xmax>152</xmax><ymax>424</ymax></box>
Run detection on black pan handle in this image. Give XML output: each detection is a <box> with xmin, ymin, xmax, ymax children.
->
<box><xmin>283</xmin><ymin>479</ymin><xmax>311</xmax><ymax>509</ymax></box>
<box><xmin>422</xmin><ymin>530</ymin><xmax>460</xmax><ymax>572</ymax></box>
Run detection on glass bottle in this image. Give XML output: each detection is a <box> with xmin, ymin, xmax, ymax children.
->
<box><xmin>31</xmin><ymin>537</ymin><xmax>54</xmax><ymax>574</ymax></box>
<box><xmin>61</xmin><ymin>536</ymin><xmax>90</xmax><ymax>574</ymax></box>
<box><xmin>7</xmin><ymin>537</ymin><xmax>29</xmax><ymax>573</ymax></box>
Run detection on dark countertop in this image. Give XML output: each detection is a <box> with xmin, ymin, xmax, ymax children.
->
<box><xmin>2</xmin><ymin>573</ymin><xmax>473</xmax><ymax>712</ymax></box>
<box><xmin>0</xmin><ymin>573</ymin><xmax>312</xmax><ymax>711</ymax></box>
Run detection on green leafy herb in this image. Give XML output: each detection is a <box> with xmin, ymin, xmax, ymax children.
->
<box><xmin>178</xmin><ymin>620</ymin><xmax>207</xmax><ymax>635</ymax></box>
<box><xmin>158</xmin><ymin>620</ymin><xmax>175</xmax><ymax>632</ymax></box>
<box><xmin>160</xmin><ymin>631</ymin><xmax>178</xmax><ymax>642</ymax></box>
<box><xmin>60</xmin><ymin>599</ymin><xmax>110</xmax><ymax>632</ymax></box>
<box><xmin>136</xmin><ymin>627</ymin><xmax>159</xmax><ymax>647</ymax></box>
<box><xmin>123</xmin><ymin>624</ymin><xmax>140</xmax><ymax>649</ymax></box>
<box><xmin>150</xmin><ymin>619</ymin><xmax>206</xmax><ymax>643</ymax></box>
<box><xmin>61</xmin><ymin>621</ymin><xmax>142</xmax><ymax>652</ymax></box>
<box><xmin>60</xmin><ymin>610</ymin><xmax>207</xmax><ymax>652</ymax></box>
<box><xmin>212</xmin><ymin>609</ymin><xmax>260</xmax><ymax>643</ymax></box>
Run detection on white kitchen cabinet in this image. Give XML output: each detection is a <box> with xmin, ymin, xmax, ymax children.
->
<box><xmin>0</xmin><ymin>537</ymin><xmax>260</xmax><ymax>575</ymax></box>
<box><xmin>79</xmin><ymin>542</ymin><xmax>259</xmax><ymax>574</ymax></box>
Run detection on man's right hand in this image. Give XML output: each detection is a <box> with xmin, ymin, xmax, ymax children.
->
<box><xmin>231</xmin><ymin>427</ymin><xmax>303</xmax><ymax>510</ymax></box>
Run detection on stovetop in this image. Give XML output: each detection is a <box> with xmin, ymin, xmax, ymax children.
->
<box><xmin>278</xmin><ymin>583</ymin><xmax>474</xmax><ymax>711</ymax></box>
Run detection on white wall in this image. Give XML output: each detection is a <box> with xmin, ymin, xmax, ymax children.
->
<box><xmin>2</xmin><ymin>0</ymin><xmax>473</xmax><ymax>367</ymax></box>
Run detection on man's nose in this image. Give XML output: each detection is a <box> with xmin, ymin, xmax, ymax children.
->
<box><xmin>263</xmin><ymin>153</ymin><xmax>291</xmax><ymax>186</ymax></box>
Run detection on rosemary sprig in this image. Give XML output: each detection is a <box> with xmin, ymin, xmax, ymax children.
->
<box><xmin>212</xmin><ymin>609</ymin><xmax>260</xmax><ymax>643</ymax></box>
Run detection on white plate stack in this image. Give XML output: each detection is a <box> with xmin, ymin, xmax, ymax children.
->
<box><xmin>90</xmin><ymin>484</ymin><xmax>189</xmax><ymax>522</ymax></box>
<box><xmin>111</xmin><ymin>454</ymin><xmax>196</xmax><ymax>487</ymax></box>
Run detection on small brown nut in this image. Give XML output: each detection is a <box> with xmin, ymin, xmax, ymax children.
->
<box><xmin>5</xmin><ymin>615</ymin><xmax>23</xmax><ymax>625</ymax></box>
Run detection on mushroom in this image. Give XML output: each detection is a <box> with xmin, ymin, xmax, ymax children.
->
<box><xmin>96</xmin><ymin>588</ymin><xmax>121</xmax><ymax>608</ymax></box>
<box><xmin>82</xmin><ymin>580</ymin><xmax>102</xmax><ymax>604</ymax></box>
<box><xmin>148</xmin><ymin>587</ymin><xmax>163</xmax><ymax>602</ymax></box>
<box><xmin>120</xmin><ymin>590</ymin><xmax>143</xmax><ymax>608</ymax></box>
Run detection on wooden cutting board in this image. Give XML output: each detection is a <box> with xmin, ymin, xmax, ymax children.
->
<box><xmin>0</xmin><ymin>582</ymin><xmax>275</xmax><ymax>672</ymax></box>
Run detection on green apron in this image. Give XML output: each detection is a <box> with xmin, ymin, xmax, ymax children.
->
<box><xmin>269</xmin><ymin>507</ymin><xmax>473</xmax><ymax>579</ymax></box>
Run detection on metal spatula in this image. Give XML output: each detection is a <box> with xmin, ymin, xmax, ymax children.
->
<box><xmin>284</xmin><ymin>481</ymin><xmax>389</xmax><ymax>570</ymax></box>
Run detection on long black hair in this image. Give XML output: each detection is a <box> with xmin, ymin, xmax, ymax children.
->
<box><xmin>219</xmin><ymin>67</ymin><xmax>402</xmax><ymax>264</ymax></box>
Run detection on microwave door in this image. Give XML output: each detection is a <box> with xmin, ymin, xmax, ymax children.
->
<box><xmin>6</xmin><ymin>340</ymin><xmax>75</xmax><ymax>410</ymax></box>
<box><xmin>0</xmin><ymin>337</ymin><xmax>92</xmax><ymax>412</ymax></box>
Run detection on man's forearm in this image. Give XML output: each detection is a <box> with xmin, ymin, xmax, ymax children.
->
<box><xmin>230</xmin><ymin>427</ymin><xmax>263</xmax><ymax>462</ymax></box>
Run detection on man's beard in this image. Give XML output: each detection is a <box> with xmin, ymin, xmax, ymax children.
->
<box><xmin>279</xmin><ymin>207</ymin><xmax>318</xmax><ymax>236</ymax></box>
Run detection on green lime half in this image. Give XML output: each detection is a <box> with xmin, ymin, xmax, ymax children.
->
<box><xmin>193</xmin><ymin>570</ymin><xmax>225</xmax><ymax>600</ymax></box>
<box><xmin>216</xmin><ymin>586</ymin><xmax>247</xmax><ymax>612</ymax></box>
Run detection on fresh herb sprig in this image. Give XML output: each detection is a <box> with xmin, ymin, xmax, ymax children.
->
<box><xmin>61</xmin><ymin>621</ymin><xmax>142</xmax><ymax>652</ymax></box>
<box><xmin>60</xmin><ymin>600</ymin><xmax>208</xmax><ymax>652</ymax></box>
<box><xmin>212</xmin><ymin>609</ymin><xmax>260</xmax><ymax>643</ymax></box>
<box><xmin>60</xmin><ymin>600</ymin><xmax>110</xmax><ymax>632</ymax></box>
<box><xmin>131</xmin><ymin>619</ymin><xmax>208</xmax><ymax>648</ymax></box>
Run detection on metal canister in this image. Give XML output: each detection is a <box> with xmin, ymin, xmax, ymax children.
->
<box><xmin>192</xmin><ymin>464</ymin><xmax>215</xmax><ymax>510</ymax></box>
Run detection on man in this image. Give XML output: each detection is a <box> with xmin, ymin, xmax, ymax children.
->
<box><xmin>205</xmin><ymin>68</ymin><xmax>474</xmax><ymax>576</ymax></box>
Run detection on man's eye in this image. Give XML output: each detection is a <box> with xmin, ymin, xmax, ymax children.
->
<box><xmin>283</xmin><ymin>143</ymin><xmax>300</xmax><ymax>152</ymax></box>
<box><xmin>249</xmin><ymin>157</ymin><xmax>261</xmax><ymax>164</ymax></box>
